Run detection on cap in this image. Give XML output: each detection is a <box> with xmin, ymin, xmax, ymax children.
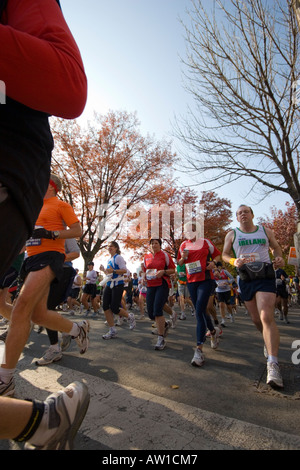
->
<box><xmin>49</xmin><ymin>173</ymin><xmax>62</xmax><ymax>193</ymax></box>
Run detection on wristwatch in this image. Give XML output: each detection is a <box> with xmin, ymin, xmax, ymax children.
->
<box><xmin>52</xmin><ymin>230</ymin><xmax>60</xmax><ymax>239</ymax></box>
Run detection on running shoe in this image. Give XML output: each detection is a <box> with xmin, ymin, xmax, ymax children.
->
<box><xmin>164</xmin><ymin>320</ymin><xmax>172</xmax><ymax>338</ymax></box>
<box><xmin>171</xmin><ymin>310</ymin><xmax>177</xmax><ymax>328</ymax></box>
<box><xmin>74</xmin><ymin>320</ymin><xmax>90</xmax><ymax>354</ymax></box>
<box><xmin>210</xmin><ymin>326</ymin><xmax>221</xmax><ymax>349</ymax></box>
<box><xmin>128</xmin><ymin>312</ymin><xmax>136</xmax><ymax>330</ymax></box>
<box><xmin>0</xmin><ymin>377</ymin><xmax>15</xmax><ymax>397</ymax></box>
<box><xmin>267</xmin><ymin>362</ymin><xmax>284</xmax><ymax>389</ymax></box>
<box><xmin>61</xmin><ymin>333</ymin><xmax>72</xmax><ymax>351</ymax></box>
<box><xmin>102</xmin><ymin>328</ymin><xmax>117</xmax><ymax>340</ymax></box>
<box><xmin>179</xmin><ymin>313</ymin><xmax>186</xmax><ymax>320</ymax></box>
<box><xmin>36</xmin><ymin>347</ymin><xmax>62</xmax><ymax>366</ymax></box>
<box><xmin>0</xmin><ymin>329</ymin><xmax>8</xmax><ymax>342</ymax></box>
<box><xmin>191</xmin><ymin>349</ymin><xmax>204</xmax><ymax>367</ymax></box>
<box><xmin>24</xmin><ymin>381</ymin><xmax>90</xmax><ymax>450</ymax></box>
<box><xmin>154</xmin><ymin>336</ymin><xmax>166</xmax><ymax>350</ymax></box>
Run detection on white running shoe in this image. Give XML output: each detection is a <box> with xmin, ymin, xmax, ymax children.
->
<box><xmin>191</xmin><ymin>349</ymin><xmax>204</xmax><ymax>367</ymax></box>
<box><xmin>171</xmin><ymin>310</ymin><xmax>177</xmax><ymax>328</ymax></box>
<box><xmin>210</xmin><ymin>326</ymin><xmax>221</xmax><ymax>349</ymax></box>
<box><xmin>74</xmin><ymin>320</ymin><xmax>90</xmax><ymax>354</ymax></box>
<box><xmin>24</xmin><ymin>381</ymin><xmax>90</xmax><ymax>450</ymax></box>
<box><xmin>164</xmin><ymin>320</ymin><xmax>172</xmax><ymax>338</ymax></box>
<box><xmin>267</xmin><ymin>362</ymin><xmax>284</xmax><ymax>389</ymax></box>
<box><xmin>102</xmin><ymin>328</ymin><xmax>117</xmax><ymax>340</ymax></box>
<box><xmin>154</xmin><ymin>336</ymin><xmax>166</xmax><ymax>350</ymax></box>
<box><xmin>36</xmin><ymin>346</ymin><xmax>62</xmax><ymax>366</ymax></box>
<box><xmin>128</xmin><ymin>312</ymin><xmax>136</xmax><ymax>330</ymax></box>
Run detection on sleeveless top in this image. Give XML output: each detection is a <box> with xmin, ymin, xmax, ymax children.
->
<box><xmin>232</xmin><ymin>225</ymin><xmax>271</xmax><ymax>263</ymax></box>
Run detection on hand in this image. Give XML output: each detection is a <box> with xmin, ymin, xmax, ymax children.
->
<box><xmin>31</xmin><ymin>228</ymin><xmax>54</xmax><ymax>239</ymax></box>
<box><xmin>206</xmin><ymin>261</ymin><xmax>215</xmax><ymax>271</ymax></box>
<box><xmin>156</xmin><ymin>270</ymin><xmax>165</xmax><ymax>278</ymax></box>
<box><xmin>234</xmin><ymin>258</ymin><xmax>246</xmax><ymax>268</ymax></box>
<box><xmin>272</xmin><ymin>257</ymin><xmax>284</xmax><ymax>269</ymax></box>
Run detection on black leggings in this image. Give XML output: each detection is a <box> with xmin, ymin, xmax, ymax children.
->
<box><xmin>102</xmin><ymin>284</ymin><xmax>124</xmax><ymax>315</ymax></box>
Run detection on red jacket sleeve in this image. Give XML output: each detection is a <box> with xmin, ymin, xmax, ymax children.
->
<box><xmin>0</xmin><ymin>0</ymin><xmax>87</xmax><ymax>118</ymax></box>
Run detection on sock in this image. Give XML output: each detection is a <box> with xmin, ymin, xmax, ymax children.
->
<box><xmin>50</xmin><ymin>343</ymin><xmax>61</xmax><ymax>352</ymax></box>
<box><xmin>69</xmin><ymin>323</ymin><xmax>80</xmax><ymax>337</ymax></box>
<box><xmin>0</xmin><ymin>367</ymin><xmax>15</xmax><ymax>384</ymax></box>
<box><xmin>267</xmin><ymin>355</ymin><xmax>278</xmax><ymax>364</ymax></box>
<box><xmin>13</xmin><ymin>399</ymin><xmax>45</xmax><ymax>442</ymax></box>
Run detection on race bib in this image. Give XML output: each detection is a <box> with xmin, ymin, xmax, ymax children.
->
<box><xmin>240</xmin><ymin>253</ymin><xmax>260</xmax><ymax>263</ymax></box>
<box><xmin>186</xmin><ymin>261</ymin><xmax>202</xmax><ymax>274</ymax></box>
<box><xmin>146</xmin><ymin>269</ymin><xmax>157</xmax><ymax>280</ymax></box>
<box><xmin>26</xmin><ymin>225</ymin><xmax>43</xmax><ymax>247</ymax></box>
<box><xmin>26</xmin><ymin>238</ymin><xmax>42</xmax><ymax>247</ymax></box>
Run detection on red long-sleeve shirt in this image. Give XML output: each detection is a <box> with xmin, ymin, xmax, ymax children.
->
<box><xmin>0</xmin><ymin>0</ymin><xmax>87</xmax><ymax>118</ymax></box>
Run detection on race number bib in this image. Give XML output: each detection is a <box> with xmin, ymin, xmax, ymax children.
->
<box><xmin>26</xmin><ymin>225</ymin><xmax>43</xmax><ymax>247</ymax></box>
<box><xmin>146</xmin><ymin>269</ymin><xmax>157</xmax><ymax>280</ymax></box>
<box><xmin>186</xmin><ymin>261</ymin><xmax>202</xmax><ymax>275</ymax></box>
<box><xmin>240</xmin><ymin>253</ymin><xmax>260</xmax><ymax>263</ymax></box>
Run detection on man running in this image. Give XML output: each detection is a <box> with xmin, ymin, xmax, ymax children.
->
<box><xmin>222</xmin><ymin>204</ymin><xmax>285</xmax><ymax>388</ymax></box>
<box><xmin>0</xmin><ymin>174</ymin><xmax>89</xmax><ymax>396</ymax></box>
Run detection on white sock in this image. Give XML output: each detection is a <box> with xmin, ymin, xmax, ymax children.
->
<box><xmin>268</xmin><ymin>355</ymin><xmax>278</xmax><ymax>364</ymax></box>
<box><xmin>69</xmin><ymin>323</ymin><xmax>80</xmax><ymax>337</ymax></box>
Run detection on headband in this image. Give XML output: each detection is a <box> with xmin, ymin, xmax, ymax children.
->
<box><xmin>49</xmin><ymin>179</ymin><xmax>59</xmax><ymax>193</ymax></box>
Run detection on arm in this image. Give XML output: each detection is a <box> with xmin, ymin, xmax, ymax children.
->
<box><xmin>1</xmin><ymin>0</ymin><xmax>87</xmax><ymax>118</ymax></box>
<box><xmin>264</xmin><ymin>227</ymin><xmax>285</xmax><ymax>268</ymax></box>
<box><xmin>56</xmin><ymin>222</ymin><xmax>82</xmax><ymax>240</ymax></box>
<box><xmin>222</xmin><ymin>230</ymin><xmax>244</xmax><ymax>267</ymax></box>
<box><xmin>64</xmin><ymin>251</ymin><xmax>79</xmax><ymax>263</ymax></box>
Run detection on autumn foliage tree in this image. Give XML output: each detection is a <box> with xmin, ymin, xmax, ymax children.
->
<box><xmin>122</xmin><ymin>187</ymin><xmax>232</xmax><ymax>261</ymax></box>
<box><xmin>50</xmin><ymin>110</ymin><xmax>176</xmax><ymax>269</ymax></box>
<box><xmin>258</xmin><ymin>202</ymin><xmax>298</xmax><ymax>260</ymax></box>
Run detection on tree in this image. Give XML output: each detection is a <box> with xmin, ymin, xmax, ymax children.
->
<box><xmin>50</xmin><ymin>110</ymin><xmax>176</xmax><ymax>270</ymax></box>
<box><xmin>176</xmin><ymin>0</ymin><xmax>300</xmax><ymax>215</ymax></box>
<box><xmin>258</xmin><ymin>201</ymin><xmax>298</xmax><ymax>258</ymax></box>
<box><xmin>122</xmin><ymin>187</ymin><xmax>232</xmax><ymax>261</ymax></box>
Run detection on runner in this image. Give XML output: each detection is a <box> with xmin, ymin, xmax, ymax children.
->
<box><xmin>222</xmin><ymin>204</ymin><xmax>285</xmax><ymax>388</ymax></box>
<box><xmin>143</xmin><ymin>239</ymin><xmax>175</xmax><ymax>351</ymax></box>
<box><xmin>0</xmin><ymin>174</ymin><xmax>89</xmax><ymax>396</ymax></box>
<box><xmin>178</xmin><ymin>222</ymin><xmax>221</xmax><ymax>367</ymax></box>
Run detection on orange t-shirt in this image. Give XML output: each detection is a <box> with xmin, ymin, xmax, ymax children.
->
<box><xmin>26</xmin><ymin>197</ymin><xmax>79</xmax><ymax>257</ymax></box>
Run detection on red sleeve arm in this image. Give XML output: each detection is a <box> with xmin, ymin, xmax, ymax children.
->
<box><xmin>0</xmin><ymin>0</ymin><xmax>87</xmax><ymax>118</ymax></box>
<box><xmin>168</xmin><ymin>254</ymin><xmax>176</xmax><ymax>269</ymax></box>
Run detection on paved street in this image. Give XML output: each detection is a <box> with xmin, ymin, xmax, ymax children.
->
<box><xmin>1</xmin><ymin>303</ymin><xmax>300</xmax><ymax>451</ymax></box>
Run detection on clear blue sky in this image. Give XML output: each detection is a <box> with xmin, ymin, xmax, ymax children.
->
<box><xmin>60</xmin><ymin>0</ymin><xmax>293</xmax><ymax>222</ymax></box>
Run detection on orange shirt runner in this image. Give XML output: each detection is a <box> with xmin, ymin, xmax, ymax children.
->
<box><xmin>26</xmin><ymin>197</ymin><xmax>79</xmax><ymax>257</ymax></box>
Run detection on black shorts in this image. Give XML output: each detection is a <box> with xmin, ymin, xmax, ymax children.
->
<box><xmin>83</xmin><ymin>283</ymin><xmax>97</xmax><ymax>298</ymax></box>
<box><xmin>0</xmin><ymin>266</ymin><xmax>18</xmax><ymax>289</ymax></box>
<box><xmin>216</xmin><ymin>290</ymin><xmax>231</xmax><ymax>304</ymax></box>
<box><xmin>70</xmin><ymin>287</ymin><xmax>80</xmax><ymax>299</ymax></box>
<box><xmin>102</xmin><ymin>283</ymin><xmax>124</xmax><ymax>315</ymax></box>
<box><xmin>276</xmin><ymin>287</ymin><xmax>289</xmax><ymax>299</ymax></box>
<box><xmin>47</xmin><ymin>266</ymin><xmax>76</xmax><ymax>310</ymax></box>
<box><xmin>238</xmin><ymin>278</ymin><xmax>276</xmax><ymax>302</ymax></box>
<box><xmin>21</xmin><ymin>251</ymin><xmax>65</xmax><ymax>284</ymax></box>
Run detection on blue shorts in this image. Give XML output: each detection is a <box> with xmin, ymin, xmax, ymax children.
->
<box><xmin>238</xmin><ymin>278</ymin><xmax>276</xmax><ymax>302</ymax></box>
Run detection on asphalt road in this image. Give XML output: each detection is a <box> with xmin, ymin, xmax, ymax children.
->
<box><xmin>1</xmin><ymin>302</ymin><xmax>300</xmax><ymax>451</ymax></box>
